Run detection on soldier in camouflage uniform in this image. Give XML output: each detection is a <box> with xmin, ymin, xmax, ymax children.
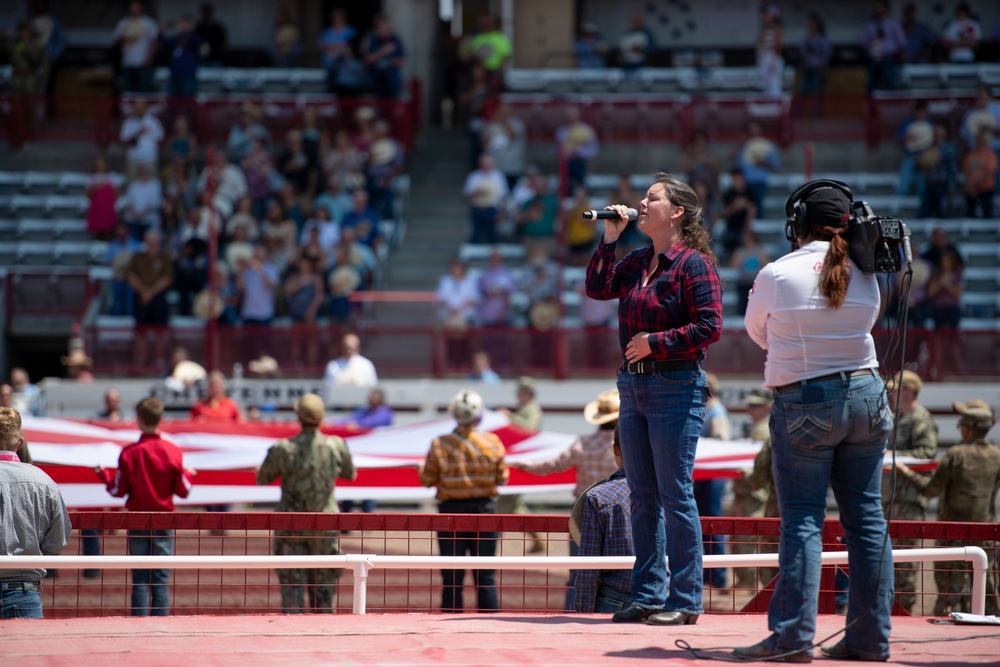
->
<box><xmin>896</xmin><ymin>399</ymin><xmax>1000</xmax><ymax>616</ymax></box>
<box><xmin>882</xmin><ymin>371</ymin><xmax>938</xmax><ymax>614</ymax></box>
<box><xmin>256</xmin><ymin>393</ymin><xmax>357</xmax><ymax>613</ymax></box>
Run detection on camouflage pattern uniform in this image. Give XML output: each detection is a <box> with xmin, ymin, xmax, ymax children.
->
<box><xmin>497</xmin><ymin>398</ymin><xmax>543</xmax><ymax>517</ymax></box>
<box><xmin>257</xmin><ymin>429</ymin><xmax>356</xmax><ymax>613</ymax></box>
<box><xmin>745</xmin><ymin>420</ymin><xmax>779</xmax><ymax>586</ymax></box>
<box><xmin>902</xmin><ymin>437</ymin><xmax>1000</xmax><ymax>615</ymax></box>
<box><xmin>881</xmin><ymin>403</ymin><xmax>938</xmax><ymax>613</ymax></box>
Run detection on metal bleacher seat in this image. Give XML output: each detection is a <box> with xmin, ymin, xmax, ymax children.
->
<box><xmin>15</xmin><ymin>241</ymin><xmax>57</xmax><ymax>266</ymax></box>
<box><xmin>963</xmin><ymin>267</ymin><xmax>1000</xmax><ymax>294</ymax></box>
<box><xmin>963</xmin><ymin>245</ymin><xmax>1000</xmax><ymax>269</ymax></box>
<box><xmin>458</xmin><ymin>243</ymin><xmax>526</xmax><ymax>266</ymax></box>
<box><xmin>0</xmin><ymin>241</ymin><xmax>17</xmax><ymax>265</ymax></box>
<box><xmin>0</xmin><ymin>173</ymin><xmax>25</xmax><ymax>194</ymax></box>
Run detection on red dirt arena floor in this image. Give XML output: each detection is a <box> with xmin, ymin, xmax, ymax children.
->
<box><xmin>3</xmin><ymin>613</ymin><xmax>999</xmax><ymax>667</ymax></box>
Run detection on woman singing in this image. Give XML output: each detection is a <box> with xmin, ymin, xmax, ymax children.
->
<box><xmin>585</xmin><ymin>173</ymin><xmax>723</xmax><ymax>626</ymax></box>
<box><xmin>735</xmin><ymin>181</ymin><xmax>893</xmax><ymax>662</ymax></box>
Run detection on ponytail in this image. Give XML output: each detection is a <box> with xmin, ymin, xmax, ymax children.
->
<box><xmin>818</xmin><ymin>229</ymin><xmax>851</xmax><ymax>308</ymax></box>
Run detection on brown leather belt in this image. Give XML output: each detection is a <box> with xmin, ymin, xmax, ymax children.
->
<box><xmin>773</xmin><ymin>368</ymin><xmax>876</xmax><ymax>394</ymax></box>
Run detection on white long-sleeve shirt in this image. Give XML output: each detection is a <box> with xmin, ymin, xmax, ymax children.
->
<box><xmin>119</xmin><ymin>112</ymin><xmax>164</xmax><ymax>165</ymax></box>
<box><xmin>744</xmin><ymin>240</ymin><xmax>880</xmax><ymax>389</ymax></box>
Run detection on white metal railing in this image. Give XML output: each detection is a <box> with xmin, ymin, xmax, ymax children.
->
<box><xmin>2</xmin><ymin>547</ymin><xmax>988</xmax><ymax>615</ymax></box>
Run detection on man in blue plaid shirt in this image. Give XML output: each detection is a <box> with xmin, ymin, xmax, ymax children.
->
<box><xmin>572</xmin><ymin>429</ymin><xmax>638</xmax><ymax>613</ymax></box>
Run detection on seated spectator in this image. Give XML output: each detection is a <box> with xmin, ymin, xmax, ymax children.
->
<box><xmin>942</xmin><ymin>3</ymin><xmax>980</xmax><ymax>63</ymax></box>
<box><xmin>729</xmin><ymin>228</ymin><xmax>770</xmax><ymax>316</ymax></box>
<box><xmin>463</xmin><ymin>153</ymin><xmax>508</xmax><ymax>245</ymax></box>
<box><xmin>315</xmin><ymin>172</ymin><xmax>354</xmax><ymax>222</ymax></box>
<box><xmin>468</xmin><ymin>351</ymin><xmax>500</xmax><ymax>383</ymax></box>
<box><xmin>226</xmin><ymin>103</ymin><xmax>269</xmax><ymax>163</ymax></box>
<box><xmin>97</xmin><ymin>388</ymin><xmax>124</xmax><ymax>422</ymax></box>
<box><xmin>61</xmin><ymin>349</ymin><xmax>94</xmax><ymax>383</ymax></box>
<box><xmin>120</xmin><ymin>164</ymin><xmax>163</xmax><ymax>241</ymax></box>
<box><xmin>324</xmin><ymin>332</ymin><xmax>378</xmax><ymax>389</ymax></box>
<box><xmin>270</xmin><ymin>6</ymin><xmax>302</xmax><ymax>67</ymax></box>
<box><xmin>282</xmin><ymin>255</ymin><xmax>325</xmax><ymax>324</ymax></box>
<box><xmin>225</xmin><ymin>197</ymin><xmax>260</xmax><ymax>241</ymax></box>
<box><xmin>105</xmin><ymin>222</ymin><xmax>143</xmax><ymax>316</ymax></box>
<box><xmin>361</xmin><ymin>14</ymin><xmax>405</xmax><ymax>98</ymax></box>
<box><xmin>575</xmin><ymin>22</ymin><xmax>608</xmax><ymax>69</ymax></box>
<box><xmin>322</xmin><ymin>131</ymin><xmax>365</xmax><ymax>185</ymax></box>
<box><xmin>341</xmin><ymin>188</ymin><xmax>381</xmax><ymax>249</ymax></box>
<box><xmin>165</xmin><ymin>346</ymin><xmax>207</xmax><ymax>392</ymax></box>
<box><xmin>477</xmin><ymin>248</ymin><xmax>516</xmax><ymax>327</ymax></box>
<box><xmin>279</xmin><ymin>130</ymin><xmax>316</xmax><ymax>198</ymax></box>
<box><xmin>86</xmin><ymin>154</ymin><xmax>123</xmax><ymax>240</ymax></box>
<box><xmin>919</xmin><ymin>124</ymin><xmax>959</xmax><ymax>218</ymax></box>
<box><xmin>119</xmin><ymin>98</ymin><xmax>164</xmax><ymax>182</ymax></box>
<box><xmin>366</xmin><ymin>121</ymin><xmax>404</xmax><ymax>220</ymax></box>
<box><xmin>733</xmin><ymin>122</ymin><xmax>779</xmax><ymax>217</ymax></box>
<box><xmin>338</xmin><ymin>388</ymin><xmax>394</xmax><ymax>429</ymax></box>
<box><xmin>190</xmin><ymin>370</ymin><xmax>242</xmax><ymax>422</ymax></box>
<box><xmin>9</xmin><ymin>368</ymin><xmax>41</xmax><ymax>417</ymax></box>
<box><xmin>564</xmin><ymin>184</ymin><xmax>599</xmax><ymax>265</ymax></box>
<box><xmin>237</xmin><ymin>243</ymin><xmax>279</xmax><ymax>325</ymax></box>
<box><xmin>962</xmin><ymin>130</ymin><xmax>997</xmax><ymax>218</ymax></box>
<box><xmin>275</xmin><ymin>181</ymin><xmax>306</xmax><ymax>231</ymax></box>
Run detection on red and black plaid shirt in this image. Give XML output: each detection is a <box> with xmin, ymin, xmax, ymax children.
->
<box><xmin>585</xmin><ymin>240</ymin><xmax>723</xmax><ymax>361</ymax></box>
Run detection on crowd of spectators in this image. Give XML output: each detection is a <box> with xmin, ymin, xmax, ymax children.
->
<box><xmin>93</xmin><ymin>97</ymin><xmax>405</xmax><ymax>362</ymax></box>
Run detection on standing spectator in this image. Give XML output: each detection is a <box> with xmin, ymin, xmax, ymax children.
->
<box><xmin>942</xmin><ymin>3</ymin><xmax>980</xmax><ymax>63</ymax></box>
<box><xmin>896</xmin><ymin>100</ymin><xmax>934</xmax><ymax>198</ymax></box>
<box><xmin>463</xmin><ymin>153</ymin><xmax>509</xmax><ymax>244</ymax></box>
<box><xmin>881</xmin><ymin>370</ymin><xmax>938</xmax><ymax>615</ymax></box>
<box><xmin>97</xmin><ymin>388</ymin><xmax>125</xmax><ymax>422</ymax></box>
<box><xmin>269</xmin><ymin>6</ymin><xmax>302</xmax><ymax>68</ymax></box>
<box><xmin>861</xmin><ymin>1</ymin><xmax>906</xmax><ymax>94</ymax></box>
<box><xmin>361</xmin><ymin>14</ymin><xmax>405</xmax><ymax>98</ymax></box>
<box><xmin>436</xmin><ymin>259</ymin><xmax>480</xmax><ymax>368</ymax></box>
<box><xmin>516</xmin><ymin>171</ymin><xmax>559</xmax><ymax>242</ymax></box>
<box><xmin>921</xmin><ymin>226</ymin><xmax>964</xmax><ymax>270</ymax></box>
<box><xmin>564</xmin><ymin>184</ymin><xmax>600</xmax><ymax>266</ymax></box>
<box><xmin>283</xmin><ymin>255</ymin><xmax>324</xmax><ymax>325</ymax></box>
<box><xmin>570</xmin><ymin>427</ymin><xmax>633</xmax><ymax>613</ymax></box>
<box><xmin>315</xmin><ymin>172</ymin><xmax>355</xmax><ymax>223</ymax></box>
<box><xmin>119</xmin><ymin>98</ymin><xmax>164</xmax><ymax>183</ymax></box>
<box><xmin>237</xmin><ymin>243</ymin><xmax>279</xmax><ymax>325</ymax></box>
<box><xmin>120</xmin><ymin>164</ymin><xmax>163</xmax><ymax>241</ymax></box>
<box><xmin>468</xmin><ymin>15</ymin><xmax>512</xmax><ymax>87</ymax></box>
<box><xmin>694</xmin><ymin>373</ymin><xmax>732</xmax><ymax>588</ymax></box>
<box><xmin>227</xmin><ymin>103</ymin><xmax>269</xmax><ymax>164</ymax></box>
<box><xmin>733</xmin><ymin>122</ymin><xmax>779</xmax><ymax>218</ymax></box>
<box><xmin>683</xmin><ymin>133</ymin><xmax>721</xmax><ymax>218</ymax></box>
<box><xmin>196</xmin><ymin>3</ymin><xmax>226</xmax><ymax>67</ymax></box>
<box><xmin>61</xmin><ymin>349</ymin><xmax>95</xmax><ymax>383</ymax></box>
<box><xmin>458</xmin><ymin>63</ymin><xmax>497</xmax><ymax>169</ymax></box>
<box><xmin>279</xmin><ymin>130</ymin><xmax>315</xmax><ymax>197</ymax></box>
<box><xmin>365</xmin><ymin>120</ymin><xmax>404</xmax><ymax>220</ymax></box>
<box><xmin>324</xmin><ymin>333</ymin><xmax>378</xmax><ymax>389</ymax></box>
<box><xmin>895</xmin><ymin>399</ymin><xmax>999</xmax><ymax>616</ymax></box>
<box><xmin>321</xmin><ymin>132</ymin><xmax>364</xmax><ymax>186</ymax></box>
<box><xmin>104</xmin><ymin>223</ymin><xmax>142</xmax><ymax>316</ymax></box>
<box><xmin>798</xmin><ymin>13</ymin><xmax>831</xmax><ymax>117</ymax></box>
<box><xmin>729</xmin><ymin>228</ymin><xmax>770</xmax><ymax>316</ymax></box>
<box><xmin>499</xmin><ymin>377</ymin><xmax>543</xmax><ymax>432</ymax></box>
<box><xmin>927</xmin><ymin>249</ymin><xmax>964</xmax><ymax>369</ymax></box>
<box><xmin>256</xmin><ymin>394</ymin><xmax>356</xmax><ymax>613</ymax></box>
<box><xmin>160</xmin><ymin>14</ymin><xmax>202</xmax><ymax>98</ymax></box>
<box><xmin>962</xmin><ymin>130</ymin><xmax>997</xmax><ymax>218</ymax></box>
<box><xmin>318</xmin><ymin>9</ymin><xmax>360</xmax><ymax>94</ymax></box>
<box><xmin>127</xmin><ymin>230</ymin><xmax>173</xmax><ymax>365</ymax></box>
<box><xmin>556</xmin><ymin>107</ymin><xmax>599</xmax><ymax>191</ymax></box>
<box><xmin>575</xmin><ymin>22</ymin><xmax>608</xmax><ymax>69</ymax></box>
<box><xmin>481</xmin><ymin>103</ymin><xmax>526</xmax><ymax>191</ymax></box>
<box><xmin>919</xmin><ymin>124</ymin><xmax>959</xmax><ymax>218</ymax></box>
<box><xmin>720</xmin><ymin>168</ymin><xmax>757</xmax><ymax>263</ymax></box>
<box><xmin>7</xmin><ymin>22</ymin><xmax>45</xmax><ymax>146</ymax></box>
<box><xmin>960</xmin><ymin>86</ymin><xmax>1000</xmax><ymax>153</ymax></box>
<box><xmin>197</xmin><ymin>150</ymin><xmax>247</xmax><ymax>217</ymax></box>
<box><xmin>190</xmin><ymin>370</ymin><xmax>242</xmax><ymax>422</ymax></box>
<box><xmin>0</xmin><ymin>406</ymin><xmax>71</xmax><ymax>619</ymax></box>
<box><xmin>96</xmin><ymin>397</ymin><xmax>194</xmax><ymax>616</ymax></box>
<box><xmin>164</xmin><ymin>115</ymin><xmax>199</xmax><ymax>173</ymax></box>
<box><xmin>417</xmin><ymin>390</ymin><xmax>509</xmax><ymax>612</ymax></box>
<box><xmin>340</xmin><ymin>188</ymin><xmax>381</xmax><ymax>249</ymax></box>
<box><xmin>113</xmin><ymin>1</ymin><xmax>159</xmax><ymax>93</ymax></box>
<box><xmin>477</xmin><ymin>248</ymin><xmax>516</xmax><ymax>328</ymax></box>
<box><xmin>756</xmin><ymin>6</ymin><xmax>784</xmax><ymax>97</ymax></box>
<box><xmin>10</xmin><ymin>368</ymin><xmax>41</xmax><ymax>417</ymax></box>
<box><xmin>902</xmin><ymin>2</ymin><xmax>938</xmax><ymax>64</ymax></box>
<box><xmin>30</xmin><ymin>1</ymin><xmax>65</xmax><ymax>98</ymax></box>
<box><xmin>86</xmin><ymin>154</ymin><xmax>123</xmax><ymax>240</ymax></box>
<box><xmin>241</xmin><ymin>136</ymin><xmax>277</xmax><ymax>215</ymax></box>
<box><xmin>522</xmin><ymin>245</ymin><xmax>561</xmax><ymax>341</ymax></box>
<box><xmin>618</xmin><ymin>10</ymin><xmax>655</xmax><ymax>71</ymax></box>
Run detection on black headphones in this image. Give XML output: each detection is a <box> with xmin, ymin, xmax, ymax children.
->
<box><xmin>784</xmin><ymin>179</ymin><xmax>853</xmax><ymax>243</ymax></box>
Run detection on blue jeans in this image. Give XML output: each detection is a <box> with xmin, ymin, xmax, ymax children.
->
<box><xmin>594</xmin><ymin>585</ymin><xmax>631</xmax><ymax>613</ymax></box>
<box><xmin>616</xmin><ymin>369</ymin><xmax>707</xmax><ymax>614</ymax></box>
<box><xmin>128</xmin><ymin>529</ymin><xmax>174</xmax><ymax>617</ymax></box>
<box><xmin>897</xmin><ymin>153</ymin><xmax>925</xmax><ymax>198</ymax></box>
<box><xmin>470</xmin><ymin>207</ymin><xmax>498</xmax><ymax>244</ymax></box>
<box><xmin>764</xmin><ymin>371</ymin><xmax>893</xmax><ymax>660</ymax></box>
<box><xmin>1</xmin><ymin>581</ymin><xmax>42</xmax><ymax>619</ymax></box>
<box><xmin>694</xmin><ymin>478</ymin><xmax>727</xmax><ymax>587</ymax></box>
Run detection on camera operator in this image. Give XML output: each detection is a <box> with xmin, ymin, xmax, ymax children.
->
<box><xmin>734</xmin><ymin>182</ymin><xmax>893</xmax><ymax>663</ymax></box>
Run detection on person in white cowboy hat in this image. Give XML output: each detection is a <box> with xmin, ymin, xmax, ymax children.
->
<box><xmin>61</xmin><ymin>349</ymin><xmax>95</xmax><ymax>383</ymax></box>
<box><xmin>512</xmin><ymin>388</ymin><xmax>621</xmax><ymax>609</ymax></box>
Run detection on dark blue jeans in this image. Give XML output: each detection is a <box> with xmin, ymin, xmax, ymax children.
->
<box><xmin>470</xmin><ymin>207</ymin><xmax>498</xmax><ymax>244</ymax></box>
<box><xmin>128</xmin><ymin>529</ymin><xmax>174</xmax><ymax>616</ymax></box>
<box><xmin>437</xmin><ymin>497</ymin><xmax>499</xmax><ymax>613</ymax></box>
<box><xmin>694</xmin><ymin>478</ymin><xmax>727</xmax><ymax>587</ymax></box>
<box><xmin>1</xmin><ymin>581</ymin><xmax>42</xmax><ymax>619</ymax></box>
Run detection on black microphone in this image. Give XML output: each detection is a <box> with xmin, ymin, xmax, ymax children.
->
<box><xmin>583</xmin><ymin>208</ymin><xmax>638</xmax><ymax>221</ymax></box>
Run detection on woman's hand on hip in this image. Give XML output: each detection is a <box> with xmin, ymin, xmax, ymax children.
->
<box><xmin>625</xmin><ymin>331</ymin><xmax>652</xmax><ymax>362</ymax></box>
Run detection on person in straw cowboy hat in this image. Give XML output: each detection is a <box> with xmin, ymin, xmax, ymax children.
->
<box><xmin>61</xmin><ymin>348</ymin><xmax>95</xmax><ymax>383</ymax></box>
<box><xmin>513</xmin><ymin>388</ymin><xmax>621</xmax><ymax>609</ymax></box>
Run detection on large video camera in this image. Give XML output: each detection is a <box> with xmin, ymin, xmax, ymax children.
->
<box><xmin>846</xmin><ymin>200</ymin><xmax>910</xmax><ymax>274</ymax></box>
<box><xmin>785</xmin><ymin>180</ymin><xmax>911</xmax><ymax>274</ymax></box>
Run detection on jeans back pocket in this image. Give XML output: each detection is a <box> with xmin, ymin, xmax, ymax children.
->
<box><xmin>783</xmin><ymin>401</ymin><xmax>834</xmax><ymax>449</ymax></box>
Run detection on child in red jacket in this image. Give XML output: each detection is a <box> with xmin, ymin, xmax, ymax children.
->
<box><xmin>96</xmin><ymin>397</ymin><xmax>194</xmax><ymax>616</ymax></box>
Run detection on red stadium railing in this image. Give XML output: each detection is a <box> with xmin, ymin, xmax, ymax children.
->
<box><xmin>29</xmin><ymin>512</ymin><xmax>999</xmax><ymax>618</ymax></box>
<box><xmin>74</xmin><ymin>320</ymin><xmax>1000</xmax><ymax>380</ymax></box>
<box><xmin>2</xmin><ymin>268</ymin><xmax>102</xmax><ymax>324</ymax></box>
